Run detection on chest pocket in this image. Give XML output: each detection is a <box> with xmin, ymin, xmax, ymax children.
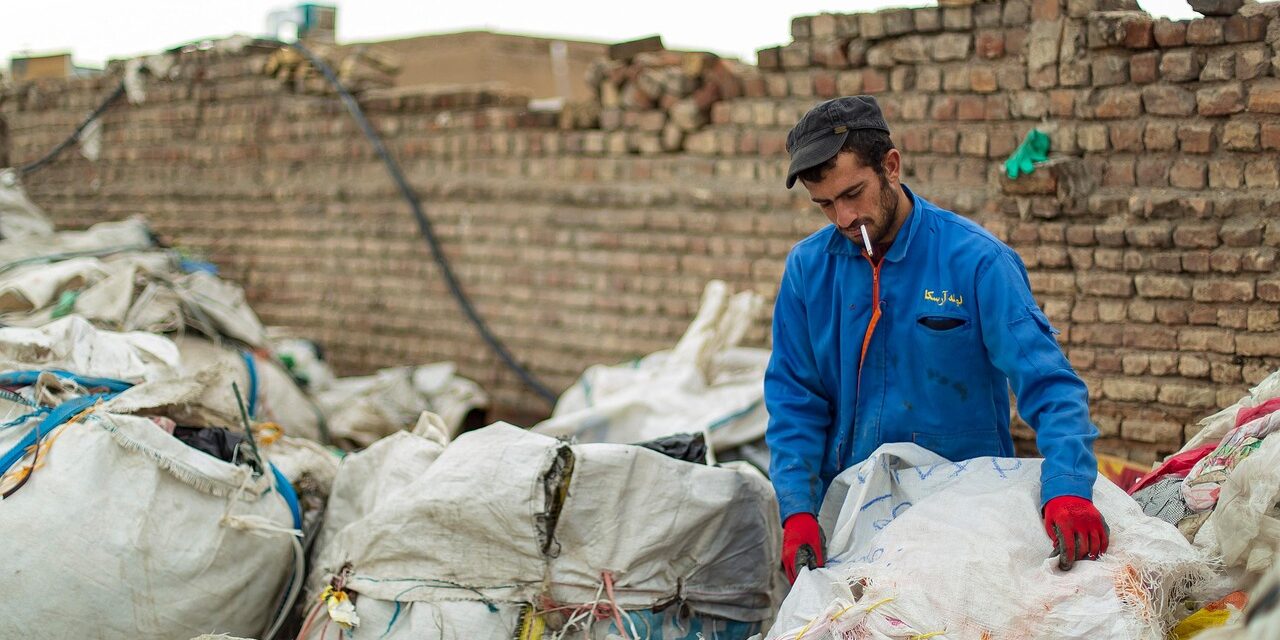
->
<box><xmin>914</xmin><ymin>310</ymin><xmax>981</xmax><ymax>363</ymax></box>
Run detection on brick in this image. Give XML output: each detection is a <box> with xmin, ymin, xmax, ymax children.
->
<box><xmin>959</xmin><ymin>130</ymin><xmax>989</xmax><ymax>156</ymax></box>
<box><xmin>1103</xmin><ymin>378</ymin><xmax>1158</xmax><ymax>402</ymax></box>
<box><xmin>1189</xmin><ymin>0</ymin><xmax>1243</xmax><ymax>16</ymax></box>
<box><xmin>1091</xmin><ymin>55</ymin><xmax>1129</xmax><ymax>86</ymax></box>
<box><xmin>1248</xmin><ymin>308</ymin><xmax>1280</xmax><ymax>332</ymax></box>
<box><xmin>1210</xmin><ymin>250</ymin><xmax>1243</xmax><ymax>273</ymax></box>
<box><xmin>999</xmin><ymin>0</ymin><xmax>1029</xmax><ymax>25</ymax></box>
<box><xmin>1192</xmin><ymin>279</ymin><xmax>1254</xmax><ymax>302</ymax></box>
<box><xmin>863</xmin><ymin>68</ymin><xmax>889</xmax><ymax>93</ymax></box>
<box><xmin>1126</xmin><ymin>225</ymin><xmax>1173</xmax><ymax>248</ymax></box>
<box><xmin>1088</xmin><ymin>11</ymin><xmax>1154</xmax><ymax>49</ymax></box>
<box><xmin>1197</xmin><ymin>82</ymin><xmax>1246</xmax><ymax>116</ymax></box>
<box><xmin>1160</xmin><ymin>49</ymin><xmax>1202</xmax><ymax>83</ymax></box>
<box><xmin>1247</xmin><ymin>80</ymin><xmax>1280</xmax><ymax>114</ymax></box>
<box><xmin>1222</xmin><ymin>121</ymin><xmax>1260</xmax><ymax>150</ymax></box>
<box><xmin>1243</xmin><ymin>247</ymin><xmax>1277</xmax><ymax>272</ymax></box>
<box><xmin>1159</xmin><ymin>384</ymin><xmax>1218</xmax><ymax>408</ymax></box>
<box><xmin>836</xmin><ymin>70</ymin><xmax>864</xmax><ymax>95</ymax></box>
<box><xmin>1128</xmin><ymin>51</ymin><xmax>1159</xmax><ymax>84</ymax></box>
<box><xmin>1081</xmin><ymin>273</ymin><xmax>1134</xmax><ymax>296</ymax></box>
<box><xmin>860</xmin><ymin>12</ymin><xmax>886</xmax><ymax>39</ymax></box>
<box><xmin>1135</xmin><ymin>274</ymin><xmax>1191</xmax><ymax>298</ymax></box>
<box><xmin>932</xmin><ymin>33</ymin><xmax>973</xmax><ymax>62</ymax></box>
<box><xmin>845</xmin><ymin>40</ymin><xmax>869</xmax><ymax>68</ymax></box>
<box><xmin>1200</xmin><ymin>51</ymin><xmax>1236</xmax><ymax>82</ymax></box>
<box><xmin>1219</xmin><ymin>306</ymin><xmax>1250</xmax><ymax>328</ymax></box>
<box><xmin>971</xmin><ymin>67</ymin><xmax>999</xmax><ymax>93</ymax></box>
<box><xmin>1142</xmin><ymin>121</ymin><xmax>1176</xmax><ymax>150</ymax></box>
<box><xmin>1103</xmin><ymin>158</ymin><xmax>1136</xmax><ymax>186</ymax></box>
<box><xmin>957</xmin><ymin>96</ymin><xmax>986</xmax><ymax>120</ymax></box>
<box><xmin>1174</xmin><ymin>223</ymin><xmax>1221</xmax><ymax>248</ymax></box>
<box><xmin>1245</xmin><ymin>160</ymin><xmax>1280</xmax><ymax>189</ymax></box>
<box><xmin>1264</xmin><ymin>123</ymin><xmax>1280</xmax><ymax>149</ymax></box>
<box><xmin>1237</xmin><ymin>333</ymin><xmax>1280</xmax><ymax>357</ymax></box>
<box><xmin>1179</xmin><ymin>355</ymin><xmax>1212</xmax><ymax>378</ymax></box>
<box><xmin>1032</xmin><ymin>0</ymin><xmax>1061</xmax><ymax>20</ymax></box>
<box><xmin>1109</xmin><ymin>124</ymin><xmax>1143</xmax><ymax>152</ymax></box>
<box><xmin>1123</xmin><ymin>416</ymin><xmax>1182</xmax><ymax>444</ymax></box>
<box><xmin>1093</xmin><ymin>87</ymin><xmax>1142</xmax><ymax>118</ymax></box>
<box><xmin>1237</xmin><ymin>44</ymin><xmax>1271</xmax><ymax>81</ymax></box>
<box><xmin>1152</xmin><ymin>19</ymin><xmax>1186</xmax><ymax>47</ymax></box>
<box><xmin>884</xmin><ymin>8</ymin><xmax>915</xmax><ymax>35</ymax></box>
<box><xmin>976</xmin><ymin>30</ymin><xmax>1006</xmax><ymax>59</ymax></box>
<box><xmin>1148</xmin><ymin>353</ymin><xmax>1178</xmax><ymax>375</ymax></box>
<box><xmin>1169</xmin><ymin>159</ymin><xmax>1207</xmax><ymax>189</ymax></box>
<box><xmin>1210</xmin><ymin>158</ymin><xmax>1245</xmax><ymax>189</ymax></box>
<box><xmin>1142</xmin><ymin>84</ymin><xmax>1196</xmax><ymax>116</ymax></box>
<box><xmin>943</xmin><ymin>6</ymin><xmax>974</xmax><ymax>31</ymax></box>
<box><xmin>1075</xmin><ymin>123</ymin><xmax>1108</xmax><ymax>152</ymax></box>
<box><xmin>1177</xmin><ymin>123</ymin><xmax>1215</xmax><ymax>153</ymax></box>
<box><xmin>915</xmin><ymin>7</ymin><xmax>942</xmax><ymax>32</ymax></box>
<box><xmin>1136</xmin><ymin>157</ymin><xmax>1171</xmax><ymax>186</ymax></box>
<box><xmin>1221</xmin><ymin>221</ymin><xmax>1264</xmax><ymax>247</ymax></box>
<box><xmin>1261</xmin><ymin>278</ymin><xmax>1280</xmax><ymax>302</ymax></box>
<box><xmin>1183</xmin><ymin>251</ymin><xmax>1212</xmax><ymax>273</ymax></box>
<box><xmin>1178</xmin><ymin>327</ymin><xmax>1234</xmax><ymax>352</ymax></box>
<box><xmin>1186</xmin><ymin>18</ymin><xmax>1226</xmax><ymax>45</ymax></box>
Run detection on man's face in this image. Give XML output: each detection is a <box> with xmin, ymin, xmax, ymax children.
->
<box><xmin>801</xmin><ymin>150</ymin><xmax>903</xmax><ymax>248</ymax></box>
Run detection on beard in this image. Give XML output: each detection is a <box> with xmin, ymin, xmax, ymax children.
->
<box><xmin>838</xmin><ymin>175</ymin><xmax>899</xmax><ymax>246</ymax></box>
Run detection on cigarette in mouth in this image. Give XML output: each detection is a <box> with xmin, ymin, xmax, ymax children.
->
<box><xmin>860</xmin><ymin>224</ymin><xmax>873</xmax><ymax>256</ymax></box>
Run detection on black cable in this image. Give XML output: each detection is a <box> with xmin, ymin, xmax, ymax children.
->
<box><xmin>18</xmin><ymin>81</ymin><xmax>127</xmax><ymax>176</ymax></box>
<box><xmin>277</xmin><ymin>39</ymin><xmax>559</xmax><ymax>407</ymax></box>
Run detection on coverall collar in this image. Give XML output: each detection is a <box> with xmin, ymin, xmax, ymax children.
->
<box><xmin>823</xmin><ymin>183</ymin><xmax>922</xmax><ymax>263</ymax></box>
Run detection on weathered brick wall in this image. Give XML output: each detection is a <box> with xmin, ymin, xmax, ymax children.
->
<box><xmin>2</xmin><ymin>0</ymin><xmax>1279</xmax><ymax>461</ymax></box>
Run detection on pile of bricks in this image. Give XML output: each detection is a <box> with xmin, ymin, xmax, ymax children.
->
<box><xmin>584</xmin><ymin>47</ymin><xmax>763</xmax><ymax>152</ymax></box>
<box><xmin>262</xmin><ymin>42</ymin><xmax>400</xmax><ymax>95</ymax></box>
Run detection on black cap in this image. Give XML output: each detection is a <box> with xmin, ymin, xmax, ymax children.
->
<box><xmin>785</xmin><ymin>96</ymin><xmax>891</xmax><ymax>188</ymax></box>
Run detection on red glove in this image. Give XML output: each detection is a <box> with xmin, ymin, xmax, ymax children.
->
<box><xmin>1043</xmin><ymin>496</ymin><xmax>1109</xmax><ymax>570</ymax></box>
<box><xmin>782</xmin><ymin>513</ymin><xmax>825</xmax><ymax>584</ymax></box>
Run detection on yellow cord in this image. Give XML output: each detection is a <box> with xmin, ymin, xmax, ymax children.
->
<box><xmin>911</xmin><ymin>631</ymin><xmax>946</xmax><ymax>639</ymax></box>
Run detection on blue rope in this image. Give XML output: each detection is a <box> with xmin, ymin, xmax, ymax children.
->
<box><xmin>0</xmin><ymin>393</ymin><xmax>114</xmax><ymax>477</ymax></box>
<box><xmin>269</xmin><ymin>462</ymin><xmax>301</xmax><ymax>530</ymax></box>
<box><xmin>0</xmin><ymin>370</ymin><xmax>133</xmax><ymax>393</ymax></box>
<box><xmin>0</xmin><ymin>407</ymin><xmax>51</xmax><ymax>430</ymax></box>
<box><xmin>240</xmin><ymin>352</ymin><xmax>259</xmax><ymax>419</ymax></box>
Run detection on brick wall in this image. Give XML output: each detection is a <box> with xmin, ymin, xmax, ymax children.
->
<box><xmin>2</xmin><ymin>0</ymin><xmax>1279</xmax><ymax>462</ymax></box>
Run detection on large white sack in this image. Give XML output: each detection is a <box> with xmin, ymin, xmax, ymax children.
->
<box><xmin>0</xmin><ymin>217</ymin><xmax>154</xmax><ymax>264</ymax></box>
<box><xmin>316</xmin><ymin>422</ymin><xmax>779</xmax><ymax>626</ymax></box>
<box><xmin>299</xmin><ymin>598</ymin><xmax>524</xmax><ymax>640</ymax></box>
<box><xmin>314</xmin><ymin>363</ymin><xmax>487</xmax><ymax>447</ymax></box>
<box><xmin>170</xmin><ymin>271</ymin><xmax>269</xmax><ymax>349</ymax></box>
<box><xmin>309</xmin><ymin>413</ymin><xmax>448</xmax><ymax>597</ymax></box>
<box><xmin>535</xmin><ymin>280</ymin><xmax>768</xmax><ymax>452</ymax></box>
<box><xmin>0</xmin><ymin>411</ymin><xmax>298</xmax><ymax>640</ymax></box>
<box><xmin>0</xmin><ymin>169</ymin><xmax>55</xmax><ymax>239</ymax></box>
<box><xmin>0</xmin><ymin>314</ymin><xmax>179</xmax><ymax>382</ymax></box>
<box><xmin>765</xmin><ymin>443</ymin><xmax>1215</xmax><ymax>640</ymax></box>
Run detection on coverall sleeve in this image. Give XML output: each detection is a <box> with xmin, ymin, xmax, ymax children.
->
<box><xmin>765</xmin><ymin>252</ymin><xmax>833</xmax><ymax>521</ymax></box>
<box><xmin>975</xmin><ymin>249</ymin><xmax>1098</xmax><ymax>506</ymax></box>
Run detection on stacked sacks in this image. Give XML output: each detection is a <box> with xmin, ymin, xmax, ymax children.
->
<box><xmin>535</xmin><ymin>280</ymin><xmax>771</xmax><ymax>471</ymax></box>
<box><xmin>764</xmin><ymin>444</ymin><xmax>1216</xmax><ymax>640</ymax></box>
<box><xmin>0</xmin><ymin>320</ymin><xmax>339</xmax><ymax>639</ymax></box>
<box><xmin>305</xmin><ymin>421</ymin><xmax>780</xmax><ymax>639</ymax></box>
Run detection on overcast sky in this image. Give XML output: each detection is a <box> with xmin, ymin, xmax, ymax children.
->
<box><xmin>4</xmin><ymin>0</ymin><xmax>1202</xmax><ymax>69</ymax></box>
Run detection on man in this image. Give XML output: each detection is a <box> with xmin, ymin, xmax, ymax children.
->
<box><xmin>765</xmin><ymin>96</ymin><xmax>1108</xmax><ymax>584</ymax></box>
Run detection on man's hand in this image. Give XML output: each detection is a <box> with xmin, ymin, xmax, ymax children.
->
<box><xmin>1043</xmin><ymin>496</ymin><xmax>1108</xmax><ymax>570</ymax></box>
<box><xmin>782</xmin><ymin>513</ymin><xmax>825</xmax><ymax>583</ymax></box>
